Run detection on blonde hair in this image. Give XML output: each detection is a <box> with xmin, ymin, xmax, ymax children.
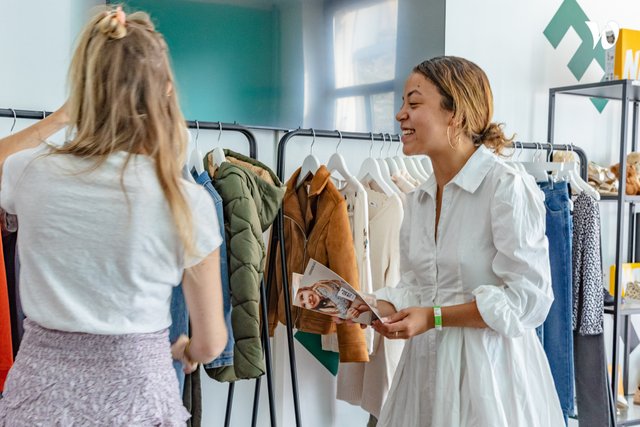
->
<box><xmin>59</xmin><ymin>6</ymin><xmax>194</xmax><ymax>253</ymax></box>
<box><xmin>413</xmin><ymin>56</ymin><xmax>514</xmax><ymax>154</ymax></box>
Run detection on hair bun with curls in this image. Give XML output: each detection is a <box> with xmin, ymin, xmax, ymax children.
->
<box><xmin>98</xmin><ymin>7</ymin><xmax>127</xmax><ymax>40</ymax></box>
<box><xmin>477</xmin><ymin>122</ymin><xmax>514</xmax><ymax>155</ymax></box>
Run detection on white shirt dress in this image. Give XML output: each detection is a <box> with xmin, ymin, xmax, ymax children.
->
<box><xmin>375</xmin><ymin>145</ymin><xmax>564</xmax><ymax>427</ymax></box>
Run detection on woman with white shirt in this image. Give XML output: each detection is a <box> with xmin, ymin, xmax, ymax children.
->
<box><xmin>0</xmin><ymin>7</ymin><xmax>226</xmax><ymax>425</ymax></box>
<box><xmin>367</xmin><ymin>56</ymin><xmax>564</xmax><ymax>426</ymax></box>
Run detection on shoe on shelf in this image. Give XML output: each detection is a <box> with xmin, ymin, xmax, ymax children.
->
<box><xmin>588</xmin><ymin>161</ymin><xmax>618</xmax><ymax>196</ymax></box>
<box><xmin>617</xmin><ymin>395</ymin><xmax>629</xmax><ymax>411</ymax></box>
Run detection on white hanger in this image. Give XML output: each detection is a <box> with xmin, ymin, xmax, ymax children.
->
<box><xmin>357</xmin><ymin>132</ymin><xmax>396</xmax><ymax>196</ymax></box>
<box><xmin>388</xmin><ymin>133</ymin><xmax>426</xmax><ymax>183</ymax></box>
<box><xmin>376</xmin><ymin>134</ymin><xmax>400</xmax><ymax>192</ymax></box>
<box><xmin>383</xmin><ymin>133</ymin><xmax>400</xmax><ymax>177</ymax></box>
<box><xmin>390</xmin><ymin>136</ymin><xmax>409</xmax><ymax>174</ymax></box>
<box><xmin>210</xmin><ymin>121</ymin><xmax>227</xmax><ymax>168</ymax></box>
<box><xmin>391</xmin><ymin>134</ymin><xmax>427</xmax><ymax>180</ymax></box>
<box><xmin>507</xmin><ymin>141</ymin><xmax>527</xmax><ymax>173</ymax></box>
<box><xmin>558</xmin><ymin>144</ymin><xmax>601</xmax><ymax>200</ymax></box>
<box><xmin>296</xmin><ymin>128</ymin><xmax>321</xmax><ymax>188</ymax></box>
<box><xmin>187</xmin><ymin>120</ymin><xmax>205</xmax><ymax>175</ymax></box>
<box><xmin>406</xmin><ymin>158</ymin><xmax>428</xmax><ymax>183</ymax></box>
<box><xmin>420</xmin><ymin>156</ymin><xmax>434</xmax><ymax>176</ymax></box>
<box><xmin>412</xmin><ymin>157</ymin><xmax>430</xmax><ymax>180</ymax></box>
<box><xmin>521</xmin><ymin>143</ymin><xmax>566</xmax><ymax>182</ymax></box>
<box><xmin>326</xmin><ymin>130</ymin><xmax>354</xmax><ymax>183</ymax></box>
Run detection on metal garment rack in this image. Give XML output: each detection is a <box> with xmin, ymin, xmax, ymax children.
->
<box><xmin>0</xmin><ymin>108</ymin><xmax>275</xmax><ymax>427</ymax></box>
<box><xmin>270</xmin><ymin>128</ymin><xmax>405</xmax><ymax>427</ymax></box>
<box><xmin>185</xmin><ymin>121</ymin><xmax>276</xmax><ymax>427</ymax></box>
<box><xmin>548</xmin><ymin>80</ymin><xmax>639</xmax><ymax>427</ymax></box>
<box><xmin>271</xmin><ymin>128</ymin><xmax>592</xmax><ymax>427</ymax></box>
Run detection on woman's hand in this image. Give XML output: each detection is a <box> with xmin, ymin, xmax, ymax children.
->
<box><xmin>345</xmin><ymin>302</ymin><xmax>369</xmax><ymax>320</ymax></box>
<box><xmin>0</xmin><ymin>101</ymin><xmax>71</xmax><ymax>175</ymax></box>
<box><xmin>171</xmin><ymin>334</ymin><xmax>199</xmax><ymax>374</ymax></box>
<box><xmin>372</xmin><ymin>306</ymin><xmax>433</xmax><ymax>339</ymax></box>
<box><xmin>332</xmin><ymin>302</ymin><xmax>370</xmax><ymax>327</ymax></box>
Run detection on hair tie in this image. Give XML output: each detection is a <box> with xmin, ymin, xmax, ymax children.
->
<box><xmin>114</xmin><ymin>6</ymin><xmax>126</xmax><ymax>25</ymax></box>
<box><xmin>99</xmin><ymin>6</ymin><xmax>127</xmax><ymax>39</ymax></box>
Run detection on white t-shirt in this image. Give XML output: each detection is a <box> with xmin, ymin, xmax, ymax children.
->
<box><xmin>0</xmin><ymin>144</ymin><xmax>222</xmax><ymax>334</ymax></box>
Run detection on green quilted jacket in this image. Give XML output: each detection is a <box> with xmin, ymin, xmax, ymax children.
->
<box><xmin>204</xmin><ymin>149</ymin><xmax>285</xmax><ymax>382</ymax></box>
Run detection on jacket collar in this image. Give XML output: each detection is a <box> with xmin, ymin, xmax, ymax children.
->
<box><xmin>213</xmin><ymin>149</ymin><xmax>285</xmax><ymax>230</ymax></box>
<box><xmin>417</xmin><ymin>144</ymin><xmax>496</xmax><ymax>199</ymax></box>
<box><xmin>284</xmin><ymin>165</ymin><xmax>334</xmax><ymax>233</ymax></box>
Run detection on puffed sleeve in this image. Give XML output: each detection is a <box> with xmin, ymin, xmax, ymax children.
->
<box><xmin>472</xmin><ymin>172</ymin><xmax>554</xmax><ymax>338</ymax></box>
<box><xmin>183</xmin><ymin>184</ymin><xmax>223</xmax><ymax>268</ymax></box>
<box><xmin>374</xmin><ymin>193</ymin><xmax>420</xmax><ymax>311</ymax></box>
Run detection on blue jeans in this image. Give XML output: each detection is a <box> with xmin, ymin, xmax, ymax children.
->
<box><xmin>169</xmin><ymin>283</ymin><xmax>188</xmax><ymax>394</ymax></box>
<box><xmin>193</xmin><ymin>171</ymin><xmax>234</xmax><ymax>369</ymax></box>
<box><xmin>538</xmin><ymin>180</ymin><xmax>574</xmax><ymax>423</ymax></box>
<box><xmin>169</xmin><ymin>170</ymin><xmax>234</xmax><ymax>392</ymax></box>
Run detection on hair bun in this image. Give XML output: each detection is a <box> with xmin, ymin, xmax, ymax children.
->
<box><xmin>98</xmin><ymin>11</ymin><xmax>127</xmax><ymax>40</ymax></box>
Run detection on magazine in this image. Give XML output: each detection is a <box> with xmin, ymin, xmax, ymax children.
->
<box><xmin>291</xmin><ymin>259</ymin><xmax>383</xmax><ymax>325</ymax></box>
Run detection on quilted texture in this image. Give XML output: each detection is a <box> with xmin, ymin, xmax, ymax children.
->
<box><xmin>204</xmin><ymin>150</ymin><xmax>284</xmax><ymax>382</ymax></box>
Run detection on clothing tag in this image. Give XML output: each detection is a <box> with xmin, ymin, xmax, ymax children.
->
<box><xmin>337</xmin><ymin>287</ymin><xmax>357</xmax><ymax>301</ymax></box>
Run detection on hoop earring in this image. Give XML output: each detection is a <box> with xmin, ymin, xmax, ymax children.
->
<box><xmin>447</xmin><ymin>127</ymin><xmax>458</xmax><ymax>150</ymax></box>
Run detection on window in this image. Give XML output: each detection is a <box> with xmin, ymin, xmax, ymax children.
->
<box><xmin>332</xmin><ymin>0</ymin><xmax>398</xmax><ymax>133</ymax></box>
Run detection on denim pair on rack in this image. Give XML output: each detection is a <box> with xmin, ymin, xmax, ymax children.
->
<box><xmin>194</xmin><ymin>170</ymin><xmax>234</xmax><ymax>370</ymax></box>
<box><xmin>537</xmin><ymin>180</ymin><xmax>574</xmax><ymax>424</ymax></box>
<box><xmin>169</xmin><ymin>170</ymin><xmax>234</xmax><ymax>394</ymax></box>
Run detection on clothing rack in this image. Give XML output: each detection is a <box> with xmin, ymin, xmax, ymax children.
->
<box><xmin>184</xmin><ymin>120</ymin><xmax>275</xmax><ymax>427</ymax></box>
<box><xmin>0</xmin><ymin>108</ymin><xmax>276</xmax><ymax>427</ymax></box>
<box><xmin>271</xmin><ymin>128</ymin><xmax>406</xmax><ymax>427</ymax></box>
<box><xmin>271</xmin><ymin>128</ymin><xmax>593</xmax><ymax>427</ymax></box>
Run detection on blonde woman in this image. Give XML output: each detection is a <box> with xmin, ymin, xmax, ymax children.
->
<box><xmin>295</xmin><ymin>279</ymin><xmax>367</xmax><ymax>319</ymax></box>
<box><xmin>0</xmin><ymin>7</ymin><xmax>226</xmax><ymax>425</ymax></box>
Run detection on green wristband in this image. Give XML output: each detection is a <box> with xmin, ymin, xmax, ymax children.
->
<box><xmin>433</xmin><ymin>306</ymin><xmax>442</xmax><ymax>331</ymax></box>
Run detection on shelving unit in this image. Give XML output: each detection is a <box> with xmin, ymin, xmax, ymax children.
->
<box><xmin>548</xmin><ymin>79</ymin><xmax>640</xmax><ymax>426</ymax></box>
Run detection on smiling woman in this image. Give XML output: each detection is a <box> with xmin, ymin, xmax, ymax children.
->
<box><xmin>364</xmin><ymin>56</ymin><xmax>565</xmax><ymax>427</ymax></box>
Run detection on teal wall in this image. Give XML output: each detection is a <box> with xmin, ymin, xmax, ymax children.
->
<box><xmin>126</xmin><ymin>0</ymin><xmax>280</xmax><ymax>125</ymax></box>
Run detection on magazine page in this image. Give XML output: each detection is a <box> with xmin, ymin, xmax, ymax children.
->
<box><xmin>291</xmin><ymin>259</ymin><xmax>383</xmax><ymax>325</ymax></box>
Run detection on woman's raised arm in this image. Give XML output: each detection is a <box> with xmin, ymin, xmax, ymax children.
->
<box><xmin>0</xmin><ymin>104</ymin><xmax>68</xmax><ymax>177</ymax></box>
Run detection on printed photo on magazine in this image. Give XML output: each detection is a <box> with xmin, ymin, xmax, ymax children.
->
<box><xmin>291</xmin><ymin>259</ymin><xmax>383</xmax><ymax>325</ymax></box>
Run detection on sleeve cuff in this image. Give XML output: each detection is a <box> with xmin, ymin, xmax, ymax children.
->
<box><xmin>473</xmin><ymin>285</ymin><xmax>526</xmax><ymax>338</ymax></box>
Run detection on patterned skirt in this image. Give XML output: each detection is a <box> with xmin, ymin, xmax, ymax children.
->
<box><xmin>0</xmin><ymin>318</ymin><xmax>189</xmax><ymax>426</ymax></box>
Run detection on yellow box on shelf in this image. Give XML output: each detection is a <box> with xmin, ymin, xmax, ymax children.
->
<box><xmin>614</xmin><ymin>28</ymin><xmax>640</xmax><ymax>80</ymax></box>
<box><xmin>609</xmin><ymin>263</ymin><xmax>640</xmax><ymax>297</ymax></box>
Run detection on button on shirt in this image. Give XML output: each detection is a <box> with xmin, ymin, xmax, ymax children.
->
<box><xmin>375</xmin><ymin>145</ymin><xmax>564</xmax><ymax>427</ymax></box>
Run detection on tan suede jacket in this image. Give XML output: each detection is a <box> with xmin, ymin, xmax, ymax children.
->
<box><xmin>266</xmin><ymin>166</ymin><xmax>368</xmax><ymax>363</ymax></box>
